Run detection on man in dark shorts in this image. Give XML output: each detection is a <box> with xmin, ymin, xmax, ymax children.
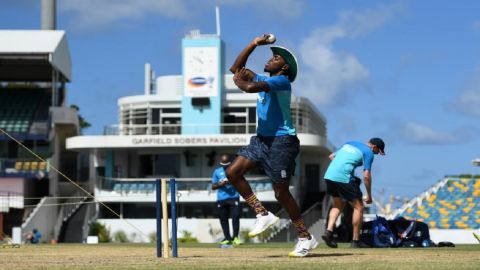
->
<box><xmin>225</xmin><ymin>34</ymin><xmax>317</xmax><ymax>257</ymax></box>
<box><xmin>321</xmin><ymin>138</ymin><xmax>385</xmax><ymax>248</ymax></box>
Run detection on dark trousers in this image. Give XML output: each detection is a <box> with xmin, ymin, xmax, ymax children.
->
<box><xmin>217</xmin><ymin>198</ymin><xmax>240</xmax><ymax>240</ymax></box>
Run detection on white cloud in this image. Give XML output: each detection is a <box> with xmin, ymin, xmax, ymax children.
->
<box><xmin>217</xmin><ymin>0</ymin><xmax>304</xmax><ymax>19</ymax></box>
<box><xmin>59</xmin><ymin>0</ymin><xmax>189</xmax><ymax>30</ymax></box>
<box><xmin>298</xmin><ymin>28</ymin><xmax>369</xmax><ymax>105</ymax></box>
<box><xmin>337</xmin><ymin>2</ymin><xmax>404</xmax><ymax>38</ymax></box>
<box><xmin>59</xmin><ymin>0</ymin><xmax>304</xmax><ymax>31</ymax></box>
<box><xmin>400</xmin><ymin>122</ymin><xmax>457</xmax><ymax>145</ymax></box>
<box><xmin>296</xmin><ymin>3</ymin><xmax>403</xmax><ymax>106</ymax></box>
<box><xmin>452</xmin><ymin>67</ymin><xmax>480</xmax><ymax>117</ymax></box>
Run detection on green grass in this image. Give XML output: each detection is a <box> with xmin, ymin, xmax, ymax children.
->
<box><xmin>1</xmin><ymin>242</ymin><xmax>479</xmax><ymax>270</ymax></box>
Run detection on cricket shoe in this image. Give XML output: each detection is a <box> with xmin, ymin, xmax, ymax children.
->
<box><xmin>248</xmin><ymin>211</ymin><xmax>279</xmax><ymax>237</ymax></box>
<box><xmin>232</xmin><ymin>237</ymin><xmax>242</xmax><ymax>245</ymax></box>
<box><xmin>321</xmin><ymin>230</ymin><xmax>338</xmax><ymax>248</ymax></box>
<box><xmin>220</xmin><ymin>239</ymin><xmax>232</xmax><ymax>245</ymax></box>
<box><xmin>288</xmin><ymin>235</ymin><xmax>318</xmax><ymax>257</ymax></box>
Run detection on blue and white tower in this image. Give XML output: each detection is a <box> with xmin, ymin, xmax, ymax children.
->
<box><xmin>181</xmin><ymin>29</ymin><xmax>224</xmax><ymax>134</ymax></box>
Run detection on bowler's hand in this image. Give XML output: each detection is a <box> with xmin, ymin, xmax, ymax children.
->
<box><xmin>253</xmin><ymin>34</ymin><xmax>275</xmax><ymax>46</ymax></box>
<box><xmin>234</xmin><ymin>67</ymin><xmax>253</xmax><ymax>81</ymax></box>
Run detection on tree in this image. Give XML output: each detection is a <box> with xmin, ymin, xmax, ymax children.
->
<box><xmin>70</xmin><ymin>104</ymin><xmax>91</xmax><ymax>132</ymax></box>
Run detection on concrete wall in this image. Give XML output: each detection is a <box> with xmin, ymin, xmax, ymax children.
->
<box><xmin>430</xmin><ymin>229</ymin><xmax>479</xmax><ymax>244</ymax></box>
<box><xmin>98</xmin><ymin>218</ymin><xmax>258</xmax><ymax>243</ymax></box>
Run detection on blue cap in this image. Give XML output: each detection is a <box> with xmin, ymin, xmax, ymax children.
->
<box><xmin>369</xmin><ymin>137</ymin><xmax>385</xmax><ymax>155</ymax></box>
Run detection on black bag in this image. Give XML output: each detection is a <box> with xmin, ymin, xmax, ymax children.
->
<box><xmin>360</xmin><ymin>220</ymin><xmax>374</xmax><ymax>247</ymax></box>
<box><xmin>360</xmin><ymin>216</ymin><xmax>396</xmax><ymax>248</ymax></box>
<box><xmin>361</xmin><ymin>216</ymin><xmax>435</xmax><ymax>248</ymax></box>
<box><xmin>388</xmin><ymin>216</ymin><xmax>434</xmax><ymax>247</ymax></box>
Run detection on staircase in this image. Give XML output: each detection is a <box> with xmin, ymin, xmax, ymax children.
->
<box><xmin>267</xmin><ymin>201</ymin><xmax>324</xmax><ymax>242</ymax></box>
<box><xmin>58</xmin><ymin>203</ymin><xmax>87</xmax><ymax>243</ymax></box>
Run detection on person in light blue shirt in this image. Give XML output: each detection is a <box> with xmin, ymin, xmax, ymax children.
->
<box><xmin>211</xmin><ymin>154</ymin><xmax>240</xmax><ymax>245</ymax></box>
<box><xmin>226</xmin><ymin>34</ymin><xmax>317</xmax><ymax>257</ymax></box>
<box><xmin>322</xmin><ymin>138</ymin><xmax>385</xmax><ymax>249</ymax></box>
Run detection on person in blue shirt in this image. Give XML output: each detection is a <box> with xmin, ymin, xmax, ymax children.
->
<box><xmin>27</xmin><ymin>228</ymin><xmax>42</xmax><ymax>244</ymax></box>
<box><xmin>211</xmin><ymin>154</ymin><xmax>241</xmax><ymax>245</ymax></box>
<box><xmin>321</xmin><ymin>138</ymin><xmax>385</xmax><ymax>248</ymax></box>
<box><xmin>226</xmin><ymin>34</ymin><xmax>317</xmax><ymax>257</ymax></box>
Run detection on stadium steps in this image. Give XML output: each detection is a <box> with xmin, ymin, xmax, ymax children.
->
<box><xmin>58</xmin><ymin>203</ymin><xmax>87</xmax><ymax>243</ymax></box>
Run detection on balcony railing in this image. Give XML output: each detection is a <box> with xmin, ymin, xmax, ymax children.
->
<box><xmin>0</xmin><ymin>191</ymin><xmax>23</xmax><ymax>212</ymax></box>
<box><xmin>104</xmin><ymin>123</ymin><xmax>257</xmax><ymax>136</ymax></box>
<box><xmin>103</xmin><ymin>122</ymin><xmax>324</xmax><ymax>136</ymax></box>
<box><xmin>96</xmin><ymin>176</ymin><xmax>273</xmax><ymax>194</ymax></box>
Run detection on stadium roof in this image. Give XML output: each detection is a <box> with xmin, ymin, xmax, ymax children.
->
<box><xmin>473</xmin><ymin>158</ymin><xmax>480</xmax><ymax>166</ymax></box>
<box><xmin>0</xmin><ymin>30</ymin><xmax>71</xmax><ymax>82</ymax></box>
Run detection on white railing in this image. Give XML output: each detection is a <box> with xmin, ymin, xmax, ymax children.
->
<box><xmin>96</xmin><ymin>176</ymin><xmax>272</xmax><ymax>194</ymax></box>
<box><xmin>104</xmin><ymin>123</ymin><xmax>256</xmax><ymax>136</ymax></box>
<box><xmin>0</xmin><ymin>192</ymin><xmax>23</xmax><ymax>212</ymax></box>
<box><xmin>103</xmin><ymin>122</ymin><xmax>325</xmax><ymax>136</ymax></box>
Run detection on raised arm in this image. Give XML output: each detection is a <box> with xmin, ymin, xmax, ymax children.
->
<box><xmin>233</xmin><ymin>67</ymin><xmax>269</xmax><ymax>93</ymax></box>
<box><xmin>229</xmin><ymin>34</ymin><xmax>274</xmax><ymax>73</ymax></box>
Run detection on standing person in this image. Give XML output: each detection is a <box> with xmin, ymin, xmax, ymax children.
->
<box><xmin>211</xmin><ymin>154</ymin><xmax>241</xmax><ymax>245</ymax></box>
<box><xmin>321</xmin><ymin>138</ymin><xmax>386</xmax><ymax>248</ymax></box>
<box><xmin>226</xmin><ymin>34</ymin><xmax>318</xmax><ymax>257</ymax></box>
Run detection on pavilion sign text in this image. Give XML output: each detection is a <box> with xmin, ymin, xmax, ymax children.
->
<box><xmin>131</xmin><ymin>136</ymin><xmax>248</xmax><ymax>146</ymax></box>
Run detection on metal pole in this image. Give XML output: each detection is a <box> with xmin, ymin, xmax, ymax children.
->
<box><xmin>155</xmin><ymin>179</ymin><xmax>161</xmax><ymax>258</ymax></box>
<box><xmin>170</xmin><ymin>178</ymin><xmax>177</xmax><ymax>257</ymax></box>
<box><xmin>41</xmin><ymin>0</ymin><xmax>56</xmax><ymax>30</ymax></box>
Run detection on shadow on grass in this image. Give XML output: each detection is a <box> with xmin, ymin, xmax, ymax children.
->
<box><xmin>266</xmin><ymin>253</ymin><xmax>357</xmax><ymax>258</ymax></box>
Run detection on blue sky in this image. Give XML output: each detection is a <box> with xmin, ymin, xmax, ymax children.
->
<box><xmin>1</xmin><ymin>0</ymin><xmax>480</xmax><ymax>203</ymax></box>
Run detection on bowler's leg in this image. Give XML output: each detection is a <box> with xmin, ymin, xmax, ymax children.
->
<box><xmin>225</xmin><ymin>156</ymin><xmax>256</xmax><ymax>197</ymax></box>
<box><xmin>273</xmin><ymin>182</ymin><xmax>306</xmax><ymax>234</ymax></box>
<box><xmin>226</xmin><ymin>156</ymin><xmax>269</xmax><ymax>216</ymax></box>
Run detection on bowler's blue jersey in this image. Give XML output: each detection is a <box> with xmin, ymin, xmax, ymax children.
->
<box><xmin>211</xmin><ymin>167</ymin><xmax>239</xmax><ymax>201</ymax></box>
<box><xmin>324</xmin><ymin>141</ymin><xmax>374</xmax><ymax>183</ymax></box>
<box><xmin>254</xmin><ymin>74</ymin><xmax>296</xmax><ymax>137</ymax></box>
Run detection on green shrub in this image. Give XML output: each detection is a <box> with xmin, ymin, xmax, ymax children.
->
<box><xmin>113</xmin><ymin>230</ymin><xmax>129</xmax><ymax>243</ymax></box>
<box><xmin>89</xmin><ymin>221</ymin><xmax>111</xmax><ymax>243</ymax></box>
<box><xmin>148</xmin><ymin>232</ymin><xmax>157</xmax><ymax>243</ymax></box>
<box><xmin>177</xmin><ymin>230</ymin><xmax>198</xmax><ymax>243</ymax></box>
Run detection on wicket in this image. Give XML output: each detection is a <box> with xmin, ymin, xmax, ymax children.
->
<box><xmin>156</xmin><ymin>178</ymin><xmax>178</xmax><ymax>258</ymax></box>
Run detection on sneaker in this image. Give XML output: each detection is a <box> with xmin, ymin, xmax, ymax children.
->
<box><xmin>351</xmin><ymin>240</ymin><xmax>370</xmax><ymax>248</ymax></box>
<box><xmin>232</xmin><ymin>237</ymin><xmax>242</xmax><ymax>245</ymax></box>
<box><xmin>220</xmin><ymin>239</ymin><xmax>232</xmax><ymax>245</ymax></box>
<box><xmin>321</xmin><ymin>230</ymin><xmax>338</xmax><ymax>248</ymax></box>
<box><xmin>288</xmin><ymin>235</ymin><xmax>319</xmax><ymax>257</ymax></box>
<box><xmin>248</xmin><ymin>211</ymin><xmax>279</xmax><ymax>237</ymax></box>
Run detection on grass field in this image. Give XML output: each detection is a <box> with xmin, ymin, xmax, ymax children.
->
<box><xmin>1</xmin><ymin>242</ymin><xmax>479</xmax><ymax>270</ymax></box>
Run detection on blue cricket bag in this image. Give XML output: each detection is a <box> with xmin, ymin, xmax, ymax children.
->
<box><xmin>372</xmin><ymin>215</ymin><xmax>396</xmax><ymax>248</ymax></box>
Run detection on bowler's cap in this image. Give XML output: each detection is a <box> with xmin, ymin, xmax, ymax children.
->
<box><xmin>270</xmin><ymin>46</ymin><xmax>298</xmax><ymax>82</ymax></box>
